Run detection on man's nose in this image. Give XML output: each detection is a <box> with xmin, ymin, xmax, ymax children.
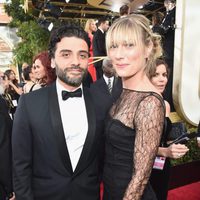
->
<box><xmin>71</xmin><ymin>55</ymin><xmax>80</xmax><ymax>66</ymax></box>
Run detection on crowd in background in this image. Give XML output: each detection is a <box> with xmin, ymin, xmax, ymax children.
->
<box><xmin>0</xmin><ymin>1</ymin><xmax>200</xmax><ymax>200</ymax></box>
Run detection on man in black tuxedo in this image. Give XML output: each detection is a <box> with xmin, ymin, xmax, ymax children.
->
<box><xmin>90</xmin><ymin>57</ymin><xmax>122</xmax><ymax>119</ymax></box>
<box><xmin>93</xmin><ymin>17</ymin><xmax>109</xmax><ymax>79</ymax></box>
<box><xmin>0</xmin><ymin>74</ymin><xmax>13</xmax><ymax>200</ymax></box>
<box><xmin>12</xmin><ymin>25</ymin><xmax>105</xmax><ymax>200</ymax></box>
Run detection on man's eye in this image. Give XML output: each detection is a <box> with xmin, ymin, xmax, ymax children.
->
<box><xmin>80</xmin><ymin>54</ymin><xmax>89</xmax><ymax>59</ymax></box>
<box><xmin>62</xmin><ymin>53</ymin><xmax>70</xmax><ymax>57</ymax></box>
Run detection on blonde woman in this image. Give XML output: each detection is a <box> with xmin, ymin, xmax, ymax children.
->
<box><xmin>84</xmin><ymin>19</ymin><xmax>97</xmax><ymax>81</ymax></box>
<box><xmin>102</xmin><ymin>14</ymin><xmax>165</xmax><ymax>200</ymax></box>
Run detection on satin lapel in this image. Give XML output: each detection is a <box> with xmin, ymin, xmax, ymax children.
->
<box><xmin>73</xmin><ymin>87</ymin><xmax>96</xmax><ymax>176</ymax></box>
<box><xmin>49</xmin><ymin>82</ymin><xmax>73</xmax><ymax>175</ymax></box>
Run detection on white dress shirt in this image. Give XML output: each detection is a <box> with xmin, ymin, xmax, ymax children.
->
<box><xmin>103</xmin><ymin>75</ymin><xmax>114</xmax><ymax>90</ymax></box>
<box><xmin>56</xmin><ymin>79</ymin><xmax>88</xmax><ymax>171</ymax></box>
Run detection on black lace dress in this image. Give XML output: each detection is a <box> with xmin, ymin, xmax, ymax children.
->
<box><xmin>103</xmin><ymin>89</ymin><xmax>165</xmax><ymax>200</ymax></box>
<box><xmin>149</xmin><ymin>117</ymin><xmax>172</xmax><ymax>200</ymax></box>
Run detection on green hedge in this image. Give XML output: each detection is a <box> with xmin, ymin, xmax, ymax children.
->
<box><xmin>171</xmin><ymin>125</ymin><xmax>200</xmax><ymax>166</ymax></box>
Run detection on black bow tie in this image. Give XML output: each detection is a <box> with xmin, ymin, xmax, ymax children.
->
<box><xmin>62</xmin><ymin>88</ymin><xmax>82</xmax><ymax>101</ymax></box>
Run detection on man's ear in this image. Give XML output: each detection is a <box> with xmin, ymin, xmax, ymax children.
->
<box><xmin>145</xmin><ymin>40</ymin><xmax>153</xmax><ymax>58</ymax></box>
<box><xmin>51</xmin><ymin>58</ymin><xmax>55</xmax><ymax>68</ymax></box>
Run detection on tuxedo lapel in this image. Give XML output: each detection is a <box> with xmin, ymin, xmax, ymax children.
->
<box><xmin>73</xmin><ymin>87</ymin><xmax>96</xmax><ymax>176</ymax></box>
<box><xmin>49</xmin><ymin>83</ymin><xmax>73</xmax><ymax>175</ymax></box>
<box><xmin>99</xmin><ymin>78</ymin><xmax>110</xmax><ymax>95</ymax></box>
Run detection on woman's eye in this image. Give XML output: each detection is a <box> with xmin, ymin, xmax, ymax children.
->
<box><xmin>163</xmin><ymin>73</ymin><xmax>168</xmax><ymax>77</ymax></box>
<box><xmin>125</xmin><ymin>43</ymin><xmax>134</xmax><ymax>47</ymax></box>
<box><xmin>110</xmin><ymin>44</ymin><xmax>118</xmax><ymax>49</ymax></box>
<box><xmin>154</xmin><ymin>73</ymin><xmax>159</xmax><ymax>77</ymax></box>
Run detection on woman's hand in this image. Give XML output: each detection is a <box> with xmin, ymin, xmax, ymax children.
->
<box><xmin>166</xmin><ymin>143</ymin><xmax>189</xmax><ymax>159</ymax></box>
<box><xmin>197</xmin><ymin>138</ymin><xmax>200</xmax><ymax>148</ymax></box>
<box><xmin>9</xmin><ymin>81</ymin><xmax>23</xmax><ymax>95</ymax></box>
<box><xmin>9</xmin><ymin>192</ymin><xmax>15</xmax><ymax>200</ymax></box>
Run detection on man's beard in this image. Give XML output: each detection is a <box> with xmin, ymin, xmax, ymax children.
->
<box><xmin>55</xmin><ymin>64</ymin><xmax>87</xmax><ymax>87</ymax></box>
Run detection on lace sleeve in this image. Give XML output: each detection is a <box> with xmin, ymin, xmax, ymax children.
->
<box><xmin>123</xmin><ymin>94</ymin><xmax>165</xmax><ymax>200</ymax></box>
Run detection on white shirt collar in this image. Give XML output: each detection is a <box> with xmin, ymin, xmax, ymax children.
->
<box><xmin>98</xmin><ymin>27</ymin><xmax>104</xmax><ymax>34</ymax></box>
<box><xmin>56</xmin><ymin>78</ymin><xmax>83</xmax><ymax>99</ymax></box>
<box><xmin>103</xmin><ymin>75</ymin><xmax>114</xmax><ymax>85</ymax></box>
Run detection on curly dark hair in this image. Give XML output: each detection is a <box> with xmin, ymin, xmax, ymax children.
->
<box><xmin>33</xmin><ymin>51</ymin><xmax>56</xmax><ymax>85</ymax></box>
<box><xmin>48</xmin><ymin>24</ymin><xmax>90</xmax><ymax>59</ymax></box>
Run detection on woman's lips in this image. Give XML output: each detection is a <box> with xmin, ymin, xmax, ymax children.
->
<box><xmin>115</xmin><ymin>64</ymin><xmax>128</xmax><ymax>68</ymax></box>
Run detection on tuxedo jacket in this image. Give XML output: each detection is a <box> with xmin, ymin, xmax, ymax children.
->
<box><xmin>161</xmin><ymin>8</ymin><xmax>176</xmax><ymax>61</ymax></box>
<box><xmin>92</xmin><ymin>29</ymin><xmax>106</xmax><ymax>57</ymax></box>
<box><xmin>92</xmin><ymin>29</ymin><xmax>107</xmax><ymax>78</ymax></box>
<box><xmin>90</xmin><ymin>77</ymin><xmax>122</xmax><ymax>120</ymax></box>
<box><xmin>12</xmin><ymin>82</ymin><xmax>105</xmax><ymax>200</ymax></box>
<box><xmin>0</xmin><ymin>96</ymin><xmax>13</xmax><ymax>200</ymax></box>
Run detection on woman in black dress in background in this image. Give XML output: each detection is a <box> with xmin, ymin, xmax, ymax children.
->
<box><xmin>149</xmin><ymin>59</ymin><xmax>189</xmax><ymax>200</ymax></box>
<box><xmin>4</xmin><ymin>69</ymin><xmax>23</xmax><ymax>117</ymax></box>
<box><xmin>103</xmin><ymin>14</ymin><xmax>165</xmax><ymax>200</ymax></box>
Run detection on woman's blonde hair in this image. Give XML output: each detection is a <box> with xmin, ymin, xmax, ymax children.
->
<box><xmin>84</xmin><ymin>19</ymin><xmax>95</xmax><ymax>33</ymax></box>
<box><xmin>106</xmin><ymin>14</ymin><xmax>163</xmax><ymax>73</ymax></box>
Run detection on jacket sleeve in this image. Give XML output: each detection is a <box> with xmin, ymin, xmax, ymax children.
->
<box><xmin>12</xmin><ymin>95</ymin><xmax>34</xmax><ymax>200</ymax></box>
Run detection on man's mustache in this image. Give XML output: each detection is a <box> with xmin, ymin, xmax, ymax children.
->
<box><xmin>64</xmin><ymin>66</ymin><xmax>85</xmax><ymax>72</ymax></box>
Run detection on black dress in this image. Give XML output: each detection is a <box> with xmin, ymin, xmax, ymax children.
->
<box><xmin>103</xmin><ymin>89</ymin><xmax>165</xmax><ymax>200</ymax></box>
<box><xmin>150</xmin><ymin>117</ymin><xmax>172</xmax><ymax>200</ymax></box>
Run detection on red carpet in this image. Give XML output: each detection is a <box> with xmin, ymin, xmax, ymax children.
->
<box><xmin>100</xmin><ymin>182</ymin><xmax>200</xmax><ymax>200</ymax></box>
<box><xmin>167</xmin><ymin>182</ymin><xmax>200</xmax><ymax>200</ymax></box>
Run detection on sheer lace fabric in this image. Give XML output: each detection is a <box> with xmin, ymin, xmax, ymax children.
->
<box><xmin>106</xmin><ymin>88</ymin><xmax>165</xmax><ymax>200</ymax></box>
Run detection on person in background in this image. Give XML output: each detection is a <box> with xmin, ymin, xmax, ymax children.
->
<box><xmin>152</xmin><ymin>11</ymin><xmax>164</xmax><ymax>34</ymax></box>
<box><xmin>0</xmin><ymin>72</ymin><xmax>15</xmax><ymax>200</ymax></box>
<box><xmin>12</xmin><ymin>24</ymin><xmax>105</xmax><ymax>200</ymax></box>
<box><xmin>0</xmin><ymin>74</ymin><xmax>14</xmax><ymax>116</ymax></box>
<box><xmin>159</xmin><ymin>0</ymin><xmax>176</xmax><ymax>111</ymax></box>
<box><xmin>90</xmin><ymin>57</ymin><xmax>122</xmax><ymax>119</ymax></box>
<box><xmin>119</xmin><ymin>4</ymin><xmax>130</xmax><ymax>18</ymax></box>
<box><xmin>93</xmin><ymin>17</ymin><xmax>109</xmax><ymax>79</ymax></box>
<box><xmin>19</xmin><ymin>62</ymin><xmax>30</xmax><ymax>85</ymax></box>
<box><xmin>84</xmin><ymin>19</ymin><xmax>97</xmax><ymax>81</ymax></box>
<box><xmin>4</xmin><ymin>69</ymin><xmax>23</xmax><ymax>98</ymax></box>
<box><xmin>103</xmin><ymin>14</ymin><xmax>165</xmax><ymax>200</ymax></box>
<box><xmin>22</xmin><ymin>65</ymin><xmax>41</xmax><ymax>93</ymax></box>
<box><xmin>4</xmin><ymin>69</ymin><xmax>23</xmax><ymax>117</ymax></box>
<box><xmin>32</xmin><ymin>51</ymin><xmax>56</xmax><ymax>87</ymax></box>
<box><xmin>149</xmin><ymin>58</ymin><xmax>189</xmax><ymax>200</ymax></box>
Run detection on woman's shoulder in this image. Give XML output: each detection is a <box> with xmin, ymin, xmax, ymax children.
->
<box><xmin>23</xmin><ymin>82</ymin><xmax>34</xmax><ymax>93</ymax></box>
<box><xmin>32</xmin><ymin>83</ymin><xmax>42</xmax><ymax>91</ymax></box>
